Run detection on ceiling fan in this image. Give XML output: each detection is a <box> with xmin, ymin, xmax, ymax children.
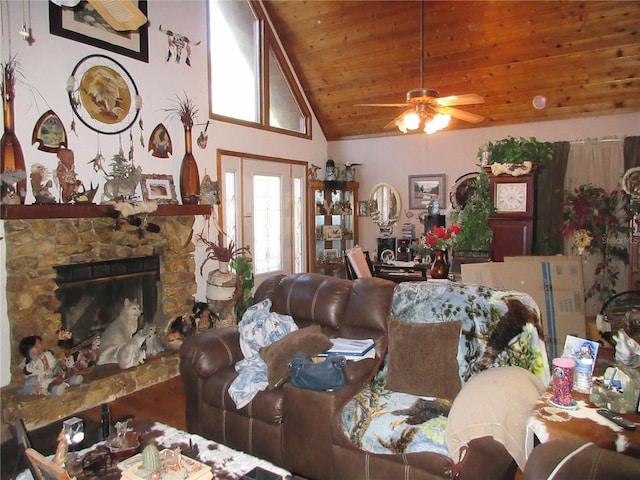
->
<box><xmin>355</xmin><ymin>2</ymin><xmax>484</xmax><ymax>134</ymax></box>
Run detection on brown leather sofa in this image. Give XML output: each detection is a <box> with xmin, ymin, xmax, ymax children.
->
<box><xmin>179</xmin><ymin>273</ymin><xmax>396</xmax><ymax>479</ymax></box>
<box><xmin>523</xmin><ymin>440</ymin><xmax>640</xmax><ymax>479</ymax></box>
<box><xmin>180</xmin><ymin>273</ymin><xmax>538</xmax><ymax>480</ymax></box>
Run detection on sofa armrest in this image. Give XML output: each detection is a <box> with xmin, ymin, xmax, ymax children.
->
<box><xmin>179</xmin><ymin>327</ymin><xmax>243</xmax><ymax>378</ymax></box>
<box><xmin>282</xmin><ymin>349</ymin><xmax>385</xmax><ymax>479</ymax></box>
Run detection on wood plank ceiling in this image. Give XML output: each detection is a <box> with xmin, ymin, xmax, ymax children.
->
<box><xmin>262</xmin><ymin>1</ymin><xmax>640</xmax><ymax>141</ymax></box>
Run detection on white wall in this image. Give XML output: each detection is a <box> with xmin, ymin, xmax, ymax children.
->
<box><xmin>0</xmin><ymin>0</ymin><xmax>328</xmax><ymax>387</ymax></box>
<box><xmin>329</xmin><ymin>112</ymin><xmax>640</xmax><ymax>255</ymax></box>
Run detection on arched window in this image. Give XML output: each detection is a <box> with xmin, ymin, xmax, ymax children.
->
<box><xmin>208</xmin><ymin>0</ymin><xmax>311</xmax><ymax>138</ymax></box>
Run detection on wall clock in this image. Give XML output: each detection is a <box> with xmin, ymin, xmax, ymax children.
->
<box><xmin>67</xmin><ymin>54</ymin><xmax>141</xmax><ymax>135</ymax></box>
<box><xmin>495</xmin><ymin>183</ymin><xmax>527</xmax><ymax>213</ymax></box>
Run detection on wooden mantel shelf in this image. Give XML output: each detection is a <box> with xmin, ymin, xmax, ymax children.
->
<box><xmin>1</xmin><ymin>203</ymin><xmax>212</xmax><ymax>220</ymax></box>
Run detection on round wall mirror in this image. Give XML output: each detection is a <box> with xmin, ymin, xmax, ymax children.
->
<box><xmin>369</xmin><ymin>183</ymin><xmax>402</xmax><ymax>235</ymax></box>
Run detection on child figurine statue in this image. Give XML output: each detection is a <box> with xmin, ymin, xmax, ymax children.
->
<box><xmin>18</xmin><ymin>335</ymin><xmax>83</xmax><ymax>396</ymax></box>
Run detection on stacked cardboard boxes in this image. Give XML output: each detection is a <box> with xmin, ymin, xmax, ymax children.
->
<box><xmin>462</xmin><ymin>256</ymin><xmax>586</xmax><ymax>358</ymax></box>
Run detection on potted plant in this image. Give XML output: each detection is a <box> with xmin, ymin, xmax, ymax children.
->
<box><xmin>450</xmin><ymin>170</ymin><xmax>496</xmax><ymax>260</ymax></box>
<box><xmin>478</xmin><ymin>136</ymin><xmax>553</xmax><ymax>166</ymax></box>
<box><xmin>560</xmin><ymin>184</ymin><xmax>632</xmax><ymax>304</ymax></box>
<box><xmin>230</xmin><ymin>255</ymin><xmax>254</xmax><ymax>323</ymax></box>
<box><xmin>199</xmin><ymin>235</ymin><xmax>251</xmax><ymax>323</ymax></box>
<box><xmin>198</xmin><ymin>234</ymin><xmax>251</xmax><ymax>274</ymax></box>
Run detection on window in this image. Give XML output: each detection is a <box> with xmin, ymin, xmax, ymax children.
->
<box><xmin>208</xmin><ymin>0</ymin><xmax>311</xmax><ymax>137</ymax></box>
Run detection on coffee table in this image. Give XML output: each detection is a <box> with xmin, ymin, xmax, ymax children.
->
<box><xmin>526</xmin><ymin>385</ymin><xmax>640</xmax><ymax>460</ymax></box>
<box><xmin>15</xmin><ymin>418</ymin><xmax>291</xmax><ymax>480</ymax></box>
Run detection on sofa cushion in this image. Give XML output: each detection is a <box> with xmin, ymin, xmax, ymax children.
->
<box><xmin>445</xmin><ymin>366</ymin><xmax>545</xmax><ymax>470</ymax></box>
<box><xmin>260</xmin><ymin>325</ymin><xmax>332</xmax><ymax>389</ymax></box>
<box><xmin>386</xmin><ymin>317</ymin><xmax>462</xmax><ymax>400</ymax></box>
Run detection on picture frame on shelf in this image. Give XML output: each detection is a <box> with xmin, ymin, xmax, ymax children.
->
<box><xmin>49</xmin><ymin>1</ymin><xmax>149</xmax><ymax>62</ymax></box>
<box><xmin>408</xmin><ymin>174</ymin><xmax>446</xmax><ymax>210</ymax></box>
<box><xmin>140</xmin><ymin>174</ymin><xmax>178</xmax><ymax>204</ymax></box>
<box><xmin>323</xmin><ymin>225</ymin><xmax>343</xmax><ymax>240</ymax></box>
<box><xmin>322</xmin><ymin>248</ymin><xmax>339</xmax><ymax>264</ymax></box>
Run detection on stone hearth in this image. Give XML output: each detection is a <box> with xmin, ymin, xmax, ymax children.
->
<box><xmin>1</xmin><ymin>208</ymin><xmax>203</xmax><ymax>435</ymax></box>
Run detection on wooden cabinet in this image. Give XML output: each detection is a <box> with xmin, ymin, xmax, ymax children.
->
<box><xmin>489</xmin><ymin>217</ymin><xmax>534</xmax><ymax>261</ymax></box>
<box><xmin>488</xmin><ymin>171</ymin><xmax>536</xmax><ymax>261</ymax></box>
<box><xmin>308</xmin><ymin>181</ymin><xmax>358</xmax><ymax>277</ymax></box>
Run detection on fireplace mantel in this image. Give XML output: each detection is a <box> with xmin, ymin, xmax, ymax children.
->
<box><xmin>1</xmin><ymin>203</ymin><xmax>212</xmax><ymax>220</ymax></box>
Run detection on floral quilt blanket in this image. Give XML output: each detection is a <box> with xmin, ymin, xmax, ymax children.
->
<box><xmin>340</xmin><ymin>281</ymin><xmax>551</xmax><ymax>457</ymax></box>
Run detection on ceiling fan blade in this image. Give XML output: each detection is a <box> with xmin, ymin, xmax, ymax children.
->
<box><xmin>440</xmin><ymin>106</ymin><xmax>485</xmax><ymax>124</ymax></box>
<box><xmin>436</xmin><ymin>94</ymin><xmax>484</xmax><ymax>107</ymax></box>
<box><xmin>355</xmin><ymin>103</ymin><xmax>410</xmax><ymax>108</ymax></box>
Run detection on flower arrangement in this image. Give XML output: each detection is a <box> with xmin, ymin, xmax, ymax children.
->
<box><xmin>561</xmin><ymin>184</ymin><xmax>632</xmax><ymax>302</ymax></box>
<box><xmin>164</xmin><ymin>92</ymin><xmax>198</xmax><ymax>128</ymax></box>
<box><xmin>421</xmin><ymin>225</ymin><xmax>460</xmax><ymax>252</ymax></box>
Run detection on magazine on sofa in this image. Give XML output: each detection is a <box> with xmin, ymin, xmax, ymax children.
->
<box><xmin>320</xmin><ymin>338</ymin><xmax>376</xmax><ymax>357</ymax></box>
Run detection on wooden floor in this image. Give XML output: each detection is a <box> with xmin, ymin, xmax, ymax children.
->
<box><xmin>81</xmin><ymin>375</ymin><xmax>187</xmax><ymax>431</ymax></box>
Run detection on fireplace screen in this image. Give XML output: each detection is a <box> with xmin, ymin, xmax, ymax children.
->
<box><xmin>54</xmin><ymin>255</ymin><xmax>161</xmax><ymax>344</ymax></box>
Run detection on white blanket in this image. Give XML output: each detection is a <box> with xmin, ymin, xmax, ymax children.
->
<box><xmin>228</xmin><ymin>299</ymin><xmax>297</xmax><ymax>409</ymax></box>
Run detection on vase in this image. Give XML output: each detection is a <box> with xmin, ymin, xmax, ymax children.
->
<box><xmin>180</xmin><ymin>125</ymin><xmax>200</xmax><ymax>205</ymax></box>
<box><xmin>430</xmin><ymin>249</ymin><xmax>449</xmax><ymax>279</ymax></box>
<box><xmin>1</xmin><ymin>67</ymin><xmax>27</xmax><ymax>204</ymax></box>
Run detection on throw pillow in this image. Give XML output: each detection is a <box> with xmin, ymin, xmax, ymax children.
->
<box><xmin>260</xmin><ymin>325</ymin><xmax>332</xmax><ymax>389</ymax></box>
<box><xmin>386</xmin><ymin>317</ymin><xmax>462</xmax><ymax>400</ymax></box>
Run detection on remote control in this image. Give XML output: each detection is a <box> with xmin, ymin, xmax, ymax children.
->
<box><xmin>597</xmin><ymin>408</ymin><xmax>637</xmax><ymax>431</ymax></box>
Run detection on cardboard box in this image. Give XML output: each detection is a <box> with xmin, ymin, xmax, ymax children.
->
<box><xmin>462</xmin><ymin>256</ymin><xmax>586</xmax><ymax>358</ymax></box>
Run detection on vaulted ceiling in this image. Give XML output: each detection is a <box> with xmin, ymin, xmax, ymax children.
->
<box><xmin>262</xmin><ymin>1</ymin><xmax>640</xmax><ymax>141</ymax></box>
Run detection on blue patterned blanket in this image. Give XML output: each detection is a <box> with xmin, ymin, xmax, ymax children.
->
<box><xmin>228</xmin><ymin>299</ymin><xmax>297</xmax><ymax>408</ymax></box>
<box><xmin>340</xmin><ymin>281</ymin><xmax>551</xmax><ymax>457</ymax></box>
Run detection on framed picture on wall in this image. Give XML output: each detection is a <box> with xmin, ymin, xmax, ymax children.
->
<box><xmin>357</xmin><ymin>201</ymin><xmax>369</xmax><ymax>217</ymax></box>
<box><xmin>49</xmin><ymin>1</ymin><xmax>149</xmax><ymax>62</ymax></box>
<box><xmin>408</xmin><ymin>174</ymin><xmax>446</xmax><ymax>209</ymax></box>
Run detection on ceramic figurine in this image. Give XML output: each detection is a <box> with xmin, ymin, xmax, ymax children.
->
<box><xmin>56</xmin><ymin>147</ymin><xmax>81</xmax><ymax>203</ymax></box>
<box><xmin>30</xmin><ymin>164</ymin><xmax>56</xmax><ymax>204</ymax></box>
<box><xmin>101</xmin><ymin>165</ymin><xmax>142</xmax><ymax>203</ymax></box>
<box><xmin>52</xmin><ymin>427</ymin><xmax>69</xmax><ymax>467</ymax></box>
<box><xmin>97</xmin><ymin>298</ymin><xmax>142</xmax><ymax>365</ymax></box>
<box><xmin>18</xmin><ymin>335</ymin><xmax>83</xmax><ymax>396</ymax></box>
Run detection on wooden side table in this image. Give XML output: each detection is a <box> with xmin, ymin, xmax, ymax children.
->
<box><xmin>526</xmin><ymin>386</ymin><xmax>640</xmax><ymax>459</ymax></box>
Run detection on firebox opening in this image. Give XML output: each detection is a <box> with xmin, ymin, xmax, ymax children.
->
<box><xmin>54</xmin><ymin>255</ymin><xmax>161</xmax><ymax>345</ymax></box>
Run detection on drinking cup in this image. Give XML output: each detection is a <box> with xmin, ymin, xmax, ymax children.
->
<box><xmin>552</xmin><ymin>357</ymin><xmax>576</xmax><ymax>406</ymax></box>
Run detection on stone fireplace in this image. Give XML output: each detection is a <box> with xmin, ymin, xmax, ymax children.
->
<box><xmin>0</xmin><ymin>204</ymin><xmax>208</xmax><ymax>434</ymax></box>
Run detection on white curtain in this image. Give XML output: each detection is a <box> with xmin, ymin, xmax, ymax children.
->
<box><xmin>564</xmin><ymin>138</ymin><xmax>624</xmax><ymax>191</ymax></box>
<box><xmin>564</xmin><ymin>138</ymin><xmax>627</xmax><ymax>317</ymax></box>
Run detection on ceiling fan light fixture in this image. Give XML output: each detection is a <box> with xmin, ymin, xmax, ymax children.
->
<box><xmin>424</xmin><ymin>113</ymin><xmax>451</xmax><ymax>134</ymax></box>
<box><xmin>403</xmin><ymin>112</ymin><xmax>421</xmax><ymax>130</ymax></box>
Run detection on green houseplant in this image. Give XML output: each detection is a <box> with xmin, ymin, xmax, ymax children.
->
<box><xmin>450</xmin><ymin>170</ymin><xmax>496</xmax><ymax>257</ymax></box>
<box><xmin>478</xmin><ymin>136</ymin><xmax>553</xmax><ymax>165</ymax></box>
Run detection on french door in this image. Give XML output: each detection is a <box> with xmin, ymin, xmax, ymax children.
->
<box><xmin>220</xmin><ymin>153</ymin><xmax>306</xmax><ymax>287</ymax></box>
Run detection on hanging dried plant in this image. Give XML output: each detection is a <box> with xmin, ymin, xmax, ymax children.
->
<box><xmin>164</xmin><ymin>92</ymin><xmax>198</xmax><ymax>128</ymax></box>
